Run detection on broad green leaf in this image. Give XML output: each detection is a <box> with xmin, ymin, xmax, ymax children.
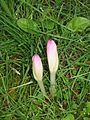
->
<box><xmin>62</xmin><ymin>114</ymin><xmax>74</xmax><ymax>120</ymax></box>
<box><xmin>17</xmin><ymin>18</ymin><xmax>38</xmax><ymax>33</ymax></box>
<box><xmin>86</xmin><ymin>101</ymin><xmax>90</xmax><ymax>113</ymax></box>
<box><xmin>66</xmin><ymin>17</ymin><xmax>90</xmax><ymax>32</ymax></box>
<box><xmin>84</xmin><ymin>117</ymin><xmax>90</xmax><ymax>120</ymax></box>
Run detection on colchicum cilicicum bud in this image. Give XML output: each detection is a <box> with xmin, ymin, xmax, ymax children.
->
<box><xmin>32</xmin><ymin>54</ymin><xmax>46</xmax><ymax>96</ymax></box>
<box><xmin>47</xmin><ymin>39</ymin><xmax>59</xmax><ymax>97</ymax></box>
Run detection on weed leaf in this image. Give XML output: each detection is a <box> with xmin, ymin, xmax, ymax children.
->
<box><xmin>17</xmin><ymin>18</ymin><xmax>38</xmax><ymax>33</ymax></box>
<box><xmin>86</xmin><ymin>101</ymin><xmax>90</xmax><ymax>113</ymax></box>
<box><xmin>66</xmin><ymin>17</ymin><xmax>90</xmax><ymax>32</ymax></box>
<box><xmin>84</xmin><ymin>117</ymin><xmax>90</xmax><ymax>120</ymax></box>
<box><xmin>62</xmin><ymin>114</ymin><xmax>74</xmax><ymax>120</ymax></box>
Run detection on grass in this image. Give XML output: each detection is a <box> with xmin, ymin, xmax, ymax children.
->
<box><xmin>0</xmin><ymin>0</ymin><xmax>90</xmax><ymax>120</ymax></box>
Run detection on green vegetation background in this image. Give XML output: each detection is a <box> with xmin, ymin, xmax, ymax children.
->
<box><xmin>0</xmin><ymin>0</ymin><xmax>90</xmax><ymax>120</ymax></box>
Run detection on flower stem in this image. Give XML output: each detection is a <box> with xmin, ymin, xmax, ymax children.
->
<box><xmin>50</xmin><ymin>72</ymin><xmax>56</xmax><ymax>97</ymax></box>
<box><xmin>38</xmin><ymin>80</ymin><xmax>47</xmax><ymax>97</ymax></box>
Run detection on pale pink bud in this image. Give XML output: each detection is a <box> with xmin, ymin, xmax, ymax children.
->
<box><xmin>32</xmin><ymin>54</ymin><xmax>43</xmax><ymax>81</ymax></box>
<box><xmin>47</xmin><ymin>39</ymin><xmax>59</xmax><ymax>73</ymax></box>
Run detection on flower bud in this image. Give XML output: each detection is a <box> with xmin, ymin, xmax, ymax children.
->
<box><xmin>47</xmin><ymin>39</ymin><xmax>59</xmax><ymax>73</ymax></box>
<box><xmin>32</xmin><ymin>54</ymin><xmax>43</xmax><ymax>81</ymax></box>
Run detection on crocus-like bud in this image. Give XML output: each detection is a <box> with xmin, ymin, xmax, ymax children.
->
<box><xmin>32</xmin><ymin>54</ymin><xmax>47</xmax><ymax>97</ymax></box>
<box><xmin>47</xmin><ymin>39</ymin><xmax>59</xmax><ymax>74</ymax></box>
<box><xmin>47</xmin><ymin>39</ymin><xmax>59</xmax><ymax>97</ymax></box>
<box><xmin>32</xmin><ymin>54</ymin><xmax>43</xmax><ymax>81</ymax></box>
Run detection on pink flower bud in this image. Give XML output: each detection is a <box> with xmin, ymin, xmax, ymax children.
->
<box><xmin>32</xmin><ymin>54</ymin><xmax>43</xmax><ymax>81</ymax></box>
<box><xmin>47</xmin><ymin>39</ymin><xmax>59</xmax><ymax>73</ymax></box>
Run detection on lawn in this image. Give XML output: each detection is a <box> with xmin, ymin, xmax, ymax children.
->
<box><xmin>0</xmin><ymin>0</ymin><xmax>90</xmax><ymax>120</ymax></box>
